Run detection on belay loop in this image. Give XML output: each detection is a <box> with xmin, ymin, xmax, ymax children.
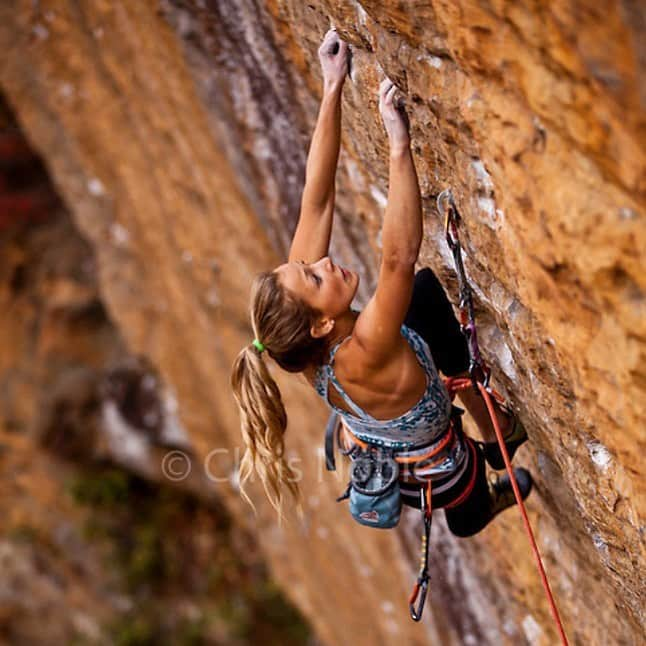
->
<box><xmin>437</xmin><ymin>189</ymin><xmax>491</xmax><ymax>390</ymax></box>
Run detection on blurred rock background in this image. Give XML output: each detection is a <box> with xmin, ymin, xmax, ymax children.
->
<box><xmin>0</xmin><ymin>1</ymin><xmax>643</xmax><ymax>645</ymax></box>
<box><xmin>0</xmin><ymin>95</ymin><xmax>315</xmax><ymax>645</ymax></box>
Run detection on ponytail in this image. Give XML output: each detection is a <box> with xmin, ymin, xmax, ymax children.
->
<box><xmin>230</xmin><ymin>271</ymin><xmax>326</xmax><ymax>522</ymax></box>
<box><xmin>231</xmin><ymin>343</ymin><xmax>303</xmax><ymax>523</ymax></box>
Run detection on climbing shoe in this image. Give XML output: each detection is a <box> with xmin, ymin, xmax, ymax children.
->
<box><xmin>488</xmin><ymin>467</ymin><xmax>533</xmax><ymax>518</ymax></box>
<box><xmin>482</xmin><ymin>416</ymin><xmax>528</xmax><ymax>470</ymax></box>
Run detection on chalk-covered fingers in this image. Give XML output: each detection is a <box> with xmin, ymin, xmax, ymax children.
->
<box><xmin>378</xmin><ymin>78</ymin><xmax>410</xmax><ymax>151</ymax></box>
<box><xmin>318</xmin><ymin>28</ymin><xmax>349</xmax><ymax>89</ymax></box>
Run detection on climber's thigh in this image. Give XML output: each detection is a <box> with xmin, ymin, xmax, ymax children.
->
<box><xmin>401</xmin><ymin>437</ymin><xmax>481</xmax><ymax>513</ymax></box>
<box><xmin>404</xmin><ymin>268</ymin><xmax>469</xmax><ymax>376</ymax></box>
<box><xmin>444</xmin><ymin>441</ymin><xmax>492</xmax><ymax>538</ymax></box>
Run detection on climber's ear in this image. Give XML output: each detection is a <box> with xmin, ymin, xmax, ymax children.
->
<box><xmin>310</xmin><ymin>316</ymin><xmax>335</xmax><ymax>339</ymax></box>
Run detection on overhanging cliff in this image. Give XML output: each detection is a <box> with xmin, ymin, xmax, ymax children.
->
<box><xmin>1</xmin><ymin>1</ymin><xmax>643</xmax><ymax>644</ymax></box>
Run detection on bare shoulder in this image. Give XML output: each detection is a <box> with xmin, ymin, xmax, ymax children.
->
<box><xmin>301</xmin><ymin>336</ymin><xmax>368</xmax><ymax>387</ymax></box>
<box><xmin>303</xmin><ymin>331</ymin><xmax>427</xmax><ymax>419</ymax></box>
<box><xmin>302</xmin><ymin>331</ymin><xmax>411</xmax><ymax>394</ymax></box>
<box><xmin>348</xmin><ymin>263</ymin><xmax>415</xmax><ymax>366</ymax></box>
<box><xmin>331</xmin><ymin>334</ymin><xmax>407</xmax><ymax>383</ymax></box>
<box><xmin>350</xmin><ymin>308</ymin><xmax>410</xmax><ymax>369</ymax></box>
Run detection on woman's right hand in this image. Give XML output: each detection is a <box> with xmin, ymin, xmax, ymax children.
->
<box><xmin>379</xmin><ymin>79</ymin><xmax>410</xmax><ymax>151</ymax></box>
<box><xmin>318</xmin><ymin>29</ymin><xmax>349</xmax><ymax>90</ymax></box>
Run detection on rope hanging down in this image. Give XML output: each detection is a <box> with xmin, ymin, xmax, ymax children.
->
<box><xmin>436</xmin><ymin>189</ymin><xmax>569</xmax><ymax>645</ymax></box>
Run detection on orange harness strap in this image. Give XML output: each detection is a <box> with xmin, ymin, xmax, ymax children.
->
<box><xmin>341</xmin><ymin>421</ymin><xmax>455</xmax><ymax>465</ymax></box>
<box><xmin>443</xmin><ymin>439</ymin><xmax>478</xmax><ymax>509</ymax></box>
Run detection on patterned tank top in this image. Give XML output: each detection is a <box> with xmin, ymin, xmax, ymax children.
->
<box><xmin>313</xmin><ymin>324</ymin><xmax>453</xmax><ymax>450</ymax></box>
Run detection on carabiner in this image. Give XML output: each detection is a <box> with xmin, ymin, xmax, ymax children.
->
<box><xmin>409</xmin><ymin>576</ymin><xmax>430</xmax><ymax>621</ymax></box>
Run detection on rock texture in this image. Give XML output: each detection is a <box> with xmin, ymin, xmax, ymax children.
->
<box><xmin>0</xmin><ymin>98</ymin><xmax>313</xmax><ymax>645</ymax></box>
<box><xmin>1</xmin><ymin>1</ymin><xmax>644</xmax><ymax>645</ymax></box>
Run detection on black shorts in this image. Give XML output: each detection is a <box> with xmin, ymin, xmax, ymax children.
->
<box><xmin>400</xmin><ymin>437</ymin><xmax>494</xmax><ymax>538</ymax></box>
<box><xmin>404</xmin><ymin>267</ymin><xmax>470</xmax><ymax>377</ymax></box>
<box><xmin>401</xmin><ymin>268</ymin><xmax>492</xmax><ymax>537</ymax></box>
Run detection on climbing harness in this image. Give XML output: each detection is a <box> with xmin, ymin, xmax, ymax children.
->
<box><xmin>325</xmin><ymin>383</ymin><xmax>477</xmax><ymax>620</ymax></box>
<box><xmin>323</xmin><ymin>190</ymin><xmax>569</xmax><ymax>639</ymax></box>
<box><xmin>326</xmin><ymin>404</ymin><xmax>466</xmax><ymax>531</ymax></box>
<box><xmin>437</xmin><ymin>189</ymin><xmax>569</xmax><ymax>644</ymax></box>
<box><xmin>404</xmin><ymin>378</ymin><xmax>479</xmax><ymax>621</ymax></box>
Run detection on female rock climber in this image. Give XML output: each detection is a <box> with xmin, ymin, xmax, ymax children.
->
<box><xmin>230</xmin><ymin>29</ymin><xmax>531</xmax><ymax>536</ymax></box>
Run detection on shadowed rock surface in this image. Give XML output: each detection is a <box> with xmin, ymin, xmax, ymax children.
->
<box><xmin>0</xmin><ymin>1</ymin><xmax>643</xmax><ymax>645</ymax></box>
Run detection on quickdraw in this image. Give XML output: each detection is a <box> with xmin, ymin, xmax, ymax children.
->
<box><xmin>439</xmin><ymin>189</ymin><xmax>490</xmax><ymax>390</ymax></box>
<box><xmin>436</xmin><ymin>189</ymin><xmax>569</xmax><ymax>644</ymax></box>
<box><xmin>408</xmin><ymin>478</ymin><xmax>432</xmax><ymax>621</ymax></box>
<box><xmin>406</xmin><ymin>376</ymin><xmax>478</xmax><ymax>622</ymax></box>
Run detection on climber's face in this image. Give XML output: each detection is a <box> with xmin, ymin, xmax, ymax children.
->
<box><xmin>275</xmin><ymin>257</ymin><xmax>359</xmax><ymax>322</ymax></box>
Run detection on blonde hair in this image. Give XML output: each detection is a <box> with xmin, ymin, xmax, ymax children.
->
<box><xmin>230</xmin><ymin>271</ymin><xmax>327</xmax><ymax>522</ymax></box>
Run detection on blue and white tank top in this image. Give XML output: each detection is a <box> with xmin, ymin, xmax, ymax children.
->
<box><xmin>313</xmin><ymin>324</ymin><xmax>453</xmax><ymax>450</ymax></box>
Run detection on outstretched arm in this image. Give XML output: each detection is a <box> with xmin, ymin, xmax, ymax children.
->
<box><xmin>288</xmin><ymin>29</ymin><xmax>348</xmax><ymax>264</ymax></box>
<box><xmin>354</xmin><ymin>80</ymin><xmax>423</xmax><ymax>364</ymax></box>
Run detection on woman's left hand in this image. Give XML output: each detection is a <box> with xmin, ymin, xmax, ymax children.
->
<box><xmin>379</xmin><ymin>79</ymin><xmax>410</xmax><ymax>151</ymax></box>
<box><xmin>318</xmin><ymin>29</ymin><xmax>349</xmax><ymax>90</ymax></box>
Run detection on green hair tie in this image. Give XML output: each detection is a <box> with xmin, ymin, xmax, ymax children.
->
<box><xmin>252</xmin><ymin>338</ymin><xmax>265</xmax><ymax>353</ymax></box>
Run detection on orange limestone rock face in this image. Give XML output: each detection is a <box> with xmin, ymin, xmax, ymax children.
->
<box><xmin>1</xmin><ymin>1</ymin><xmax>643</xmax><ymax>645</ymax></box>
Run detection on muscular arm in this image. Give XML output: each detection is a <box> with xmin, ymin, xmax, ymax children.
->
<box><xmin>381</xmin><ymin>145</ymin><xmax>423</xmax><ymax>269</ymax></box>
<box><xmin>288</xmin><ymin>82</ymin><xmax>343</xmax><ymax>264</ymax></box>
<box><xmin>288</xmin><ymin>30</ymin><xmax>348</xmax><ymax>264</ymax></box>
<box><xmin>354</xmin><ymin>82</ymin><xmax>423</xmax><ymax>364</ymax></box>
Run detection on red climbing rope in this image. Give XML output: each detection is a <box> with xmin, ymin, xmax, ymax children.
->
<box><xmin>438</xmin><ymin>189</ymin><xmax>569</xmax><ymax>645</ymax></box>
<box><xmin>478</xmin><ymin>382</ymin><xmax>569</xmax><ymax>645</ymax></box>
